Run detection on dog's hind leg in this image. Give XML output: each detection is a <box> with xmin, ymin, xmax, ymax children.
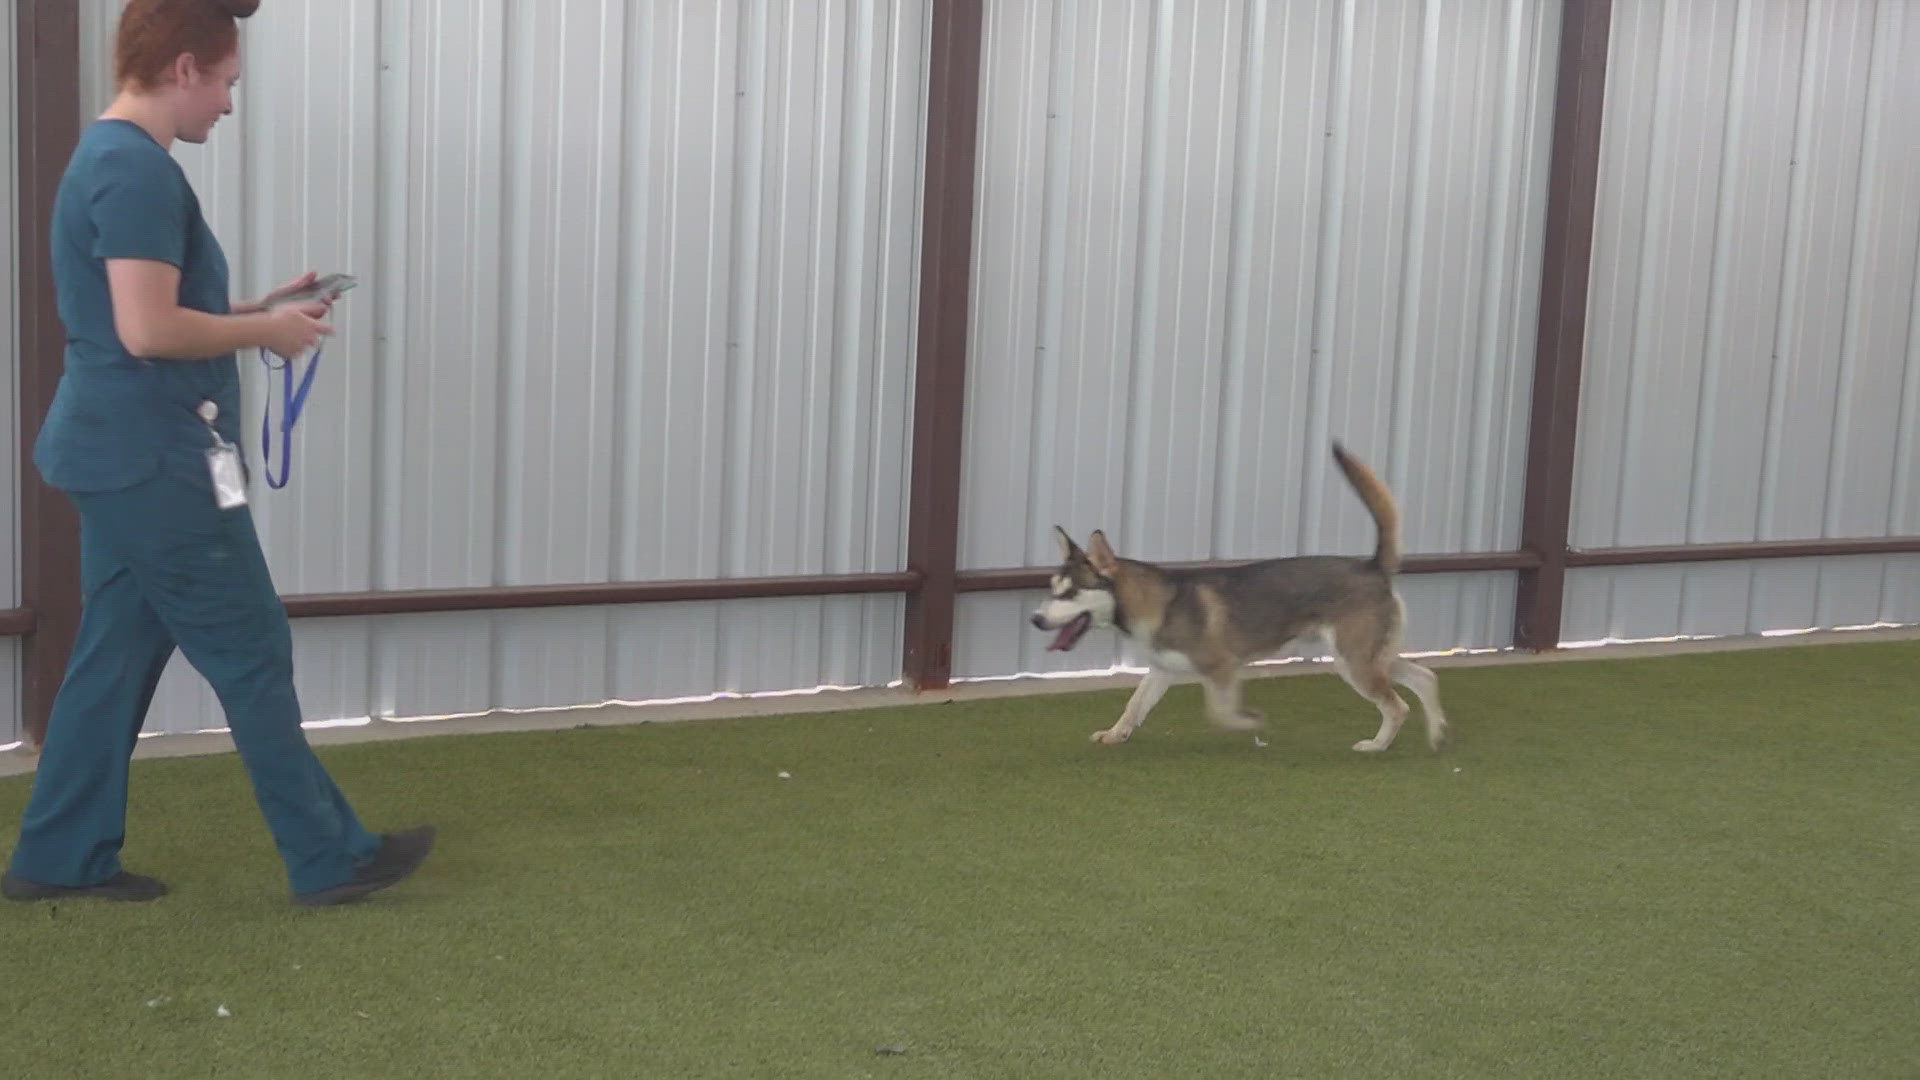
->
<box><xmin>1093</xmin><ymin>667</ymin><xmax>1173</xmax><ymax>745</ymax></box>
<box><xmin>1331</xmin><ymin>620</ymin><xmax>1409</xmax><ymax>753</ymax></box>
<box><xmin>1391</xmin><ymin>658</ymin><xmax>1449</xmax><ymax>749</ymax></box>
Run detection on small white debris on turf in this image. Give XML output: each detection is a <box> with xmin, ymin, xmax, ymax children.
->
<box><xmin>145</xmin><ymin>997</ymin><xmax>169</xmax><ymax>1009</ymax></box>
<box><xmin>216</xmin><ymin>1005</ymin><xmax>232</xmax><ymax>1018</ymax></box>
<box><xmin>778</xmin><ymin>771</ymin><xmax>792</xmax><ymax>779</ymax></box>
<box><xmin>1253</xmin><ymin>737</ymin><xmax>1268</xmax><ymax>748</ymax></box>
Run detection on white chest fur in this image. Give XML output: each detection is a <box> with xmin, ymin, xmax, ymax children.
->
<box><xmin>1148</xmin><ymin>648</ymin><xmax>1198</xmax><ymax>674</ymax></box>
<box><xmin>1115</xmin><ymin>616</ymin><xmax>1196</xmax><ymax>674</ymax></box>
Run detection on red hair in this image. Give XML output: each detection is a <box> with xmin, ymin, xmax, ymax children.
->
<box><xmin>114</xmin><ymin>0</ymin><xmax>261</xmax><ymax>91</ymax></box>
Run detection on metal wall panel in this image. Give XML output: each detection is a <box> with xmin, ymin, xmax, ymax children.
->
<box><xmin>1568</xmin><ymin>0</ymin><xmax>1920</xmax><ymax>640</ymax></box>
<box><xmin>44</xmin><ymin>0</ymin><xmax>1917</xmax><ymax>734</ymax></box>
<box><xmin>955</xmin><ymin>0</ymin><xmax>1559</xmax><ymax>677</ymax></box>
<box><xmin>72</xmin><ymin>0</ymin><xmax>927</xmax><ymax>733</ymax></box>
<box><xmin>2</xmin><ymin>0</ymin><xmax>18</xmax><ymax>745</ymax></box>
<box><xmin>1564</xmin><ymin>556</ymin><xmax>1920</xmax><ymax>646</ymax></box>
<box><xmin>77</xmin><ymin>1</ymin><xmax>110</xmax><ymax>118</ymax></box>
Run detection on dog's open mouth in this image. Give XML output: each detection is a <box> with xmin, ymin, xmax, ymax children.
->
<box><xmin>1047</xmin><ymin>612</ymin><xmax>1093</xmax><ymax>652</ymax></box>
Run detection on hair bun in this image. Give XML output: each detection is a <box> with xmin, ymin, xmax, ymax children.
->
<box><xmin>215</xmin><ymin>0</ymin><xmax>261</xmax><ymax>17</ymax></box>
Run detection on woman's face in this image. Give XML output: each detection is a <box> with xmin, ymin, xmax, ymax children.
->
<box><xmin>173</xmin><ymin>50</ymin><xmax>241</xmax><ymax>144</ymax></box>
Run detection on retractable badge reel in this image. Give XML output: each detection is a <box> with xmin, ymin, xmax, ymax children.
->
<box><xmin>200</xmin><ymin>400</ymin><xmax>248</xmax><ymax>510</ymax></box>
<box><xmin>260</xmin><ymin>272</ymin><xmax>357</xmax><ymax>490</ymax></box>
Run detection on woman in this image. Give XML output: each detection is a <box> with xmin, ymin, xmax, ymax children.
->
<box><xmin>3</xmin><ymin>0</ymin><xmax>434</xmax><ymax>907</ymax></box>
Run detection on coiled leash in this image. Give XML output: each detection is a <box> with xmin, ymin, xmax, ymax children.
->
<box><xmin>256</xmin><ymin>273</ymin><xmax>356</xmax><ymax>490</ymax></box>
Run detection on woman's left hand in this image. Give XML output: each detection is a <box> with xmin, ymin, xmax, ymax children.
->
<box><xmin>251</xmin><ymin>272</ymin><xmax>334</xmax><ymax>314</ymax></box>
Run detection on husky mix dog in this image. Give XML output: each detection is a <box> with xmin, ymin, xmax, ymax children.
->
<box><xmin>1031</xmin><ymin>443</ymin><xmax>1449</xmax><ymax>753</ymax></box>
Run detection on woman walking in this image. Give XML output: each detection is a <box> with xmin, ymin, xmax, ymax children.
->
<box><xmin>3</xmin><ymin>0</ymin><xmax>434</xmax><ymax>907</ymax></box>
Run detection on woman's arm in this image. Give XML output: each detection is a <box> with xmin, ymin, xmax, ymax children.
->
<box><xmin>108</xmin><ymin>258</ymin><xmax>331</xmax><ymax>360</ymax></box>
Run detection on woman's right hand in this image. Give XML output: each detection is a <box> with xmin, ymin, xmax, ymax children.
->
<box><xmin>262</xmin><ymin>301</ymin><xmax>334</xmax><ymax>359</ymax></box>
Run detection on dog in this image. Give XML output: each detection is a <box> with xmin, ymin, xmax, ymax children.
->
<box><xmin>1031</xmin><ymin>442</ymin><xmax>1448</xmax><ymax>753</ymax></box>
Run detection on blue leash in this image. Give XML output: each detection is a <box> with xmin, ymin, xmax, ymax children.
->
<box><xmin>258</xmin><ymin>345</ymin><xmax>322</xmax><ymax>489</ymax></box>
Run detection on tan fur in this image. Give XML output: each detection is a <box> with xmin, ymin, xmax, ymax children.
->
<box><xmin>1331</xmin><ymin>442</ymin><xmax>1400</xmax><ymax>573</ymax></box>
<box><xmin>1189</xmin><ymin>592</ymin><xmax>1243</xmax><ymax>676</ymax></box>
<box><xmin>1108</xmin><ymin>561</ymin><xmax>1170</xmax><ymax>641</ymax></box>
<box><xmin>1086</xmin><ymin>531</ymin><xmax>1119</xmax><ymax>575</ymax></box>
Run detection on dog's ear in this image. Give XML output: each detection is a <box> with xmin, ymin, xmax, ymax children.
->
<box><xmin>1053</xmin><ymin>525</ymin><xmax>1083</xmax><ymax>563</ymax></box>
<box><xmin>1087</xmin><ymin>530</ymin><xmax>1119</xmax><ymax>576</ymax></box>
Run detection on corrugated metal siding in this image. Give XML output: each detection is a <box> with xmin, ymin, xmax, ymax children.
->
<box><xmin>2</xmin><ymin>0</ymin><xmax>18</xmax><ymax>744</ymax></box>
<box><xmin>1565</xmin><ymin>556</ymin><xmax>1920</xmax><ymax>645</ymax></box>
<box><xmin>77</xmin><ymin>1</ymin><xmax>113</xmax><ymax>117</ymax></box>
<box><xmin>1568</xmin><ymin>0</ymin><xmax>1920</xmax><ymax>641</ymax></box>
<box><xmin>954</xmin><ymin>0</ymin><xmax>1559</xmax><ymax>677</ymax></box>
<box><xmin>71</xmin><ymin>0</ymin><xmax>926</xmax><ymax>733</ymax></box>
<box><xmin>36</xmin><ymin>0</ymin><xmax>1915</xmax><ymax>735</ymax></box>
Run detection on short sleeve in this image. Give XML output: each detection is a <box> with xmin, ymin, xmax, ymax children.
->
<box><xmin>88</xmin><ymin>146</ymin><xmax>190</xmax><ymax>268</ymax></box>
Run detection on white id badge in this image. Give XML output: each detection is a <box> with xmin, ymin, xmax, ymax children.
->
<box><xmin>206</xmin><ymin>443</ymin><xmax>249</xmax><ymax>509</ymax></box>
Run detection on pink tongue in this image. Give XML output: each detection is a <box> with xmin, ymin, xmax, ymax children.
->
<box><xmin>1049</xmin><ymin>614</ymin><xmax>1089</xmax><ymax>651</ymax></box>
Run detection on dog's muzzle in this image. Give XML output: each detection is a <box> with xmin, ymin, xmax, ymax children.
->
<box><xmin>1033</xmin><ymin>611</ymin><xmax>1093</xmax><ymax>651</ymax></box>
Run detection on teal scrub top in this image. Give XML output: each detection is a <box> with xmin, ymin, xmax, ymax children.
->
<box><xmin>34</xmin><ymin>117</ymin><xmax>245</xmax><ymax>493</ymax></box>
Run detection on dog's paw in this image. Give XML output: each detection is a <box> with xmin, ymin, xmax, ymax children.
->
<box><xmin>1091</xmin><ymin>727</ymin><xmax>1133</xmax><ymax>746</ymax></box>
<box><xmin>1352</xmin><ymin>737</ymin><xmax>1393</xmax><ymax>753</ymax></box>
<box><xmin>1214</xmin><ymin>709</ymin><xmax>1265</xmax><ymax>732</ymax></box>
<box><xmin>1427</xmin><ymin>723</ymin><xmax>1452</xmax><ymax>751</ymax></box>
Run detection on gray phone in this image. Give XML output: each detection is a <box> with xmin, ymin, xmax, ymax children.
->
<box><xmin>280</xmin><ymin>273</ymin><xmax>358</xmax><ymax>305</ymax></box>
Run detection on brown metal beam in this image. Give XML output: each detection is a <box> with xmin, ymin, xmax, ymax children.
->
<box><xmin>7</xmin><ymin>529</ymin><xmax>1901</xmax><ymax>631</ymax></box>
<box><xmin>1567</xmin><ymin>537</ymin><xmax>1920</xmax><ymax>568</ymax></box>
<box><xmin>901</xmin><ymin>0</ymin><xmax>986</xmax><ymax>692</ymax></box>
<box><xmin>956</xmin><ymin>550</ymin><xmax>1543</xmax><ymax>593</ymax></box>
<box><xmin>1512</xmin><ymin>0</ymin><xmax>1614</xmax><ymax>652</ymax></box>
<box><xmin>280</xmin><ymin>572</ymin><xmax>921</xmax><ymax>619</ymax></box>
<box><xmin>0</xmin><ymin>608</ymin><xmax>35</xmax><ymax>636</ymax></box>
<box><xmin>15</xmin><ymin>0</ymin><xmax>83</xmax><ymax>747</ymax></box>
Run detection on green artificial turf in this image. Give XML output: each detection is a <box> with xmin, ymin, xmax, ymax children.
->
<box><xmin>3</xmin><ymin>641</ymin><xmax>1916</xmax><ymax>1079</ymax></box>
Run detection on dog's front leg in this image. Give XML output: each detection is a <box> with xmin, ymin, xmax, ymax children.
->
<box><xmin>1093</xmin><ymin>668</ymin><xmax>1172</xmax><ymax>745</ymax></box>
<box><xmin>1200</xmin><ymin>668</ymin><xmax>1264</xmax><ymax>732</ymax></box>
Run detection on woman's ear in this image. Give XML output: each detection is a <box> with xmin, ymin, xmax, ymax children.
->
<box><xmin>171</xmin><ymin>51</ymin><xmax>201</xmax><ymax>88</ymax></box>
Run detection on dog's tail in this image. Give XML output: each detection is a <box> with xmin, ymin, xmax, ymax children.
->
<box><xmin>1331</xmin><ymin>442</ymin><xmax>1401</xmax><ymax>574</ymax></box>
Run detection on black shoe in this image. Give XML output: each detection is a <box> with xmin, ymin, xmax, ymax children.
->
<box><xmin>2</xmin><ymin>870</ymin><xmax>169</xmax><ymax>903</ymax></box>
<box><xmin>292</xmin><ymin>826</ymin><xmax>437</xmax><ymax>908</ymax></box>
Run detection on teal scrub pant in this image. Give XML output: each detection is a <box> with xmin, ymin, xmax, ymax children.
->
<box><xmin>7</xmin><ymin>452</ymin><xmax>381</xmax><ymax>896</ymax></box>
